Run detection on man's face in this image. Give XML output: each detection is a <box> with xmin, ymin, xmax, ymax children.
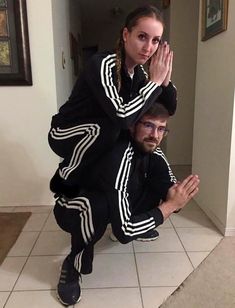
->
<box><xmin>131</xmin><ymin>115</ymin><xmax>168</xmax><ymax>153</ymax></box>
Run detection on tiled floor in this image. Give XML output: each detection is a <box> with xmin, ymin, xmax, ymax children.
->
<box><xmin>0</xmin><ymin>166</ymin><xmax>224</xmax><ymax>308</ymax></box>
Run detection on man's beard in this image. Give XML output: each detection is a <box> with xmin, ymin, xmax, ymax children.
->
<box><xmin>134</xmin><ymin>137</ymin><xmax>159</xmax><ymax>153</ymax></box>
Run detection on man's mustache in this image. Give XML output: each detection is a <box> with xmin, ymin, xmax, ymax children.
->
<box><xmin>144</xmin><ymin>137</ymin><xmax>158</xmax><ymax>144</ymax></box>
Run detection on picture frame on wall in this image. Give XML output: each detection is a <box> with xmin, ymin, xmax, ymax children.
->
<box><xmin>0</xmin><ymin>0</ymin><xmax>32</xmax><ymax>86</ymax></box>
<box><xmin>201</xmin><ymin>0</ymin><xmax>229</xmax><ymax>41</ymax></box>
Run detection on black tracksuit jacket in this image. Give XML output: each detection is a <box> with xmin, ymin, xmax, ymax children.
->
<box><xmin>87</xmin><ymin>136</ymin><xmax>177</xmax><ymax>244</ymax></box>
<box><xmin>54</xmin><ymin>134</ymin><xmax>177</xmax><ymax>245</ymax></box>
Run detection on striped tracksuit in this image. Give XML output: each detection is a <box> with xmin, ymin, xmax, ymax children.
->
<box><xmin>48</xmin><ymin>51</ymin><xmax>177</xmax><ymax>187</ymax></box>
<box><xmin>54</xmin><ymin>135</ymin><xmax>177</xmax><ymax>274</ymax></box>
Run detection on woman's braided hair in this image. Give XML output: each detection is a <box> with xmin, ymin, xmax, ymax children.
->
<box><xmin>115</xmin><ymin>5</ymin><xmax>164</xmax><ymax>92</ymax></box>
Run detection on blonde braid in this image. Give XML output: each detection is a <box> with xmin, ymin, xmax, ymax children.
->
<box><xmin>115</xmin><ymin>32</ymin><xmax>124</xmax><ymax>93</ymax></box>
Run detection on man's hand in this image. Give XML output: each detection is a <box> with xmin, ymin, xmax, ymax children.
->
<box><xmin>158</xmin><ymin>175</ymin><xmax>200</xmax><ymax>219</ymax></box>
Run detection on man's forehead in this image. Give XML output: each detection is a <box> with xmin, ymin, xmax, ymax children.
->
<box><xmin>141</xmin><ymin>115</ymin><xmax>168</xmax><ymax>125</ymax></box>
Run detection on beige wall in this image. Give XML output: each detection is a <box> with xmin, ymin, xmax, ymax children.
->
<box><xmin>51</xmin><ymin>0</ymin><xmax>82</xmax><ymax>107</ymax></box>
<box><xmin>51</xmin><ymin>0</ymin><xmax>73</xmax><ymax>108</ymax></box>
<box><xmin>227</xmin><ymin>94</ymin><xmax>235</xmax><ymax>234</ymax></box>
<box><xmin>193</xmin><ymin>0</ymin><xmax>235</xmax><ymax>235</ymax></box>
<box><xmin>0</xmin><ymin>0</ymin><xmax>58</xmax><ymax>206</ymax></box>
<box><xmin>166</xmin><ymin>0</ymin><xmax>199</xmax><ymax>165</ymax></box>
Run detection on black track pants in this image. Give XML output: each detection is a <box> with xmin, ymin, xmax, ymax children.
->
<box><xmin>48</xmin><ymin>118</ymin><xmax>120</xmax><ymax>185</ymax></box>
<box><xmin>54</xmin><ymin>191</ymin><xmax>109</xmax><ymax>274</ymax></box>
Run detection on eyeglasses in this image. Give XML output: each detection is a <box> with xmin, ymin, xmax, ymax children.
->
<box><xmin>138</xmin><ymin>121</ymin><xmax>169</xmax><ymax>137</ymax></box>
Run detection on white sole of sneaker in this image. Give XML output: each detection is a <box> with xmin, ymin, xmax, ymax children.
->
<box><xmin>135</xmin><ymin>236</ymin><xmax>159</xmax><ymax>242</ymax></box>
<box><xmin>56</xmin><ymin>290</ymin><xmax>81</xmax><ymax>307</ymax></box>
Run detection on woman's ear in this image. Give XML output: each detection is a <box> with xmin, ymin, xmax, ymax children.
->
<box><xmin>122</xmin><ymin>27</ymin><xmax>128</xmax><ymax>42</ymax></box>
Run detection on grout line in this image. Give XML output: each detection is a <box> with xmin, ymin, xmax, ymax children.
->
<box><xmin>5</xmin><ymin>210</ymin><xmax>51</xmax><ymax>303</ymax></box>
<box><xmin>132</xmin><ymin>241</ymin><xmax>145</xmax><ymax>308</ymax></box>
<box><xmin>3</xmin><ymin>292</ymin><xmax>11</xmax><ymax>308</ymax></box>
<box><xmin>170</xmin><ymin>221</ymin><xmax>195</xmax><ymax>269</ymax></box>
<box><xmin>3</xmin><ymin>210</ymin><xmax>51</xmax><ymax>307</ymax></box>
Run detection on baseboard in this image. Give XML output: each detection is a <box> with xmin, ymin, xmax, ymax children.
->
<box><xmin>224</xmin><ymin>228</ymin><xmax>235</xmax><ymax>236</ymax></box>
<box><xmin>198</xmin><ymin>203</ymin><xmax>225</xmax><ymax>235</ymax></box>
<box><xmin>198</xmin><ymin>204</ymin><xmax>235</xmax><ymax>236</ymax></box>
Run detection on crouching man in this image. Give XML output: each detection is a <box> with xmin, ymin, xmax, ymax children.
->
<box><xmin>53</xmin><ymin>103</ymin><xmax>199</xmax><ymax>306</ymax></box>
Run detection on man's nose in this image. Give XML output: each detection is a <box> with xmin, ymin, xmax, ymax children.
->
<box><xmin>150</xmin><ymin>127</ymin><xmax>159</xmax><ymax>138</ymax></box>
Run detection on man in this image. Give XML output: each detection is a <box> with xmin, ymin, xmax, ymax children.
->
<box><xmin>53</xmin><ymin>103</ymin><xmax>199</xmax><ymax>306</ymax></box>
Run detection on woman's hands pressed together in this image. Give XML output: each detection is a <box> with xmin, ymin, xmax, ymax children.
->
<box><xmin>149</xmin><ymin>41</ymin><xmax>173</xmax><ymax>87</ymax></box>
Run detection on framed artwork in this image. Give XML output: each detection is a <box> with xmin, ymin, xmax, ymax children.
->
<box><xmin>201</xmin><ymin>0</ymin><xmax>229</xmax><ymax>41</ymax></box>
<box><xmin>0</xmin><ymin>0</ymin><xmax>32</xmax><ymax>85</ymax></box>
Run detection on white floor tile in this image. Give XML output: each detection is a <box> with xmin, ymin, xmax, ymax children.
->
<box><xmin>133</xmin><ymin>228</ymin><xmax>184</xmax><ymax>253</ymax></box>
<box><xmin>82</xmin><ymin>254</ymin><xmax>138</xmax><ymax>288</ymax></box>
<box><xmin>136</xmin><ymin>252</ymin><xmax>193</xmax><ymax>287</ymax></box>
<box><xmin>7</xmin><ymin>232</ymin><xmax>39</xmax><ymax>257</ymax></box>
<box><xmin>31</xmin><ymin>231</ymin><xmax>70</xmax><ymax>256</ymax></box>
<box><xmin>170</xmin><ymin>200</ymin><xmax>215</xmax><ymax>228</ymax></box>
<box><xmin>80</xmin><ymin>288</ymin><xmax>142</xmax><ymax>308</ymax></box>
<box><xmin>0</xmin><ymin>257</ymin><xmax>27</xmax><ymax>291</ymax></box>
<box><xmin>187</xmin><ymin>251</ymin><xmax>210</xmax><ymax>268</ymax></box>
<box><xmin>95</xmin><ymin>229</ymin><xmax>133</xmax><ymax>254</ymax></box>
<box><xmin>0</xmin><ymin>292</ymin><xmax>10</xmax><ymax>308</ymax></box>
<box><xmin>13</xmin><ymin>206</ymin><xmax>52</xmax><ymax>214</ymax></box>
<box><xmin>176</xmin><ymin>227</ymin><xmax>223</xmax><ymax>251</ymax></box>
<box><xmin>14</xmin><ymin>256</ymin><xmax>63</xmax><ymax>291</ymax></box>
<box><xmin>22</xmin><ymin>213</ymin><xmax>49</xmax><ymax>232</ymax></box>
<box><xmin>5</xmin><ymin>291</ymin><xmax>63</xmax><ymax>308</ymax></box>
<box><xmin>158</xmin><ymin>218</ymin><xmax>173</xmax><ymax>228</ymax></box>
<box><xmin>141</xmin><ymin>286</ymin><xmax>176</xmax><ymax>308</ymax></box>
<box><xmin>42</xmin><ymin>212</ymin><xmax>61</xmax><ymax>231</ymax></box>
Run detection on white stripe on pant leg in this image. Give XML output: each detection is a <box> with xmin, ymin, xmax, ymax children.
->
<box><xmin>57</xmin><ymin>197</ymin><xmax>91</xmax><ymax>243</ymax></box>
<box><xmin>60</xmin><ymin>134</ymin><xmax>94</xmax><ymax>179</ymax></box>
<box><xmin>74</xmin><ymin>250</ymin><xmax>84</xmax><ymax>272</ymax></box>
<box><xmin>67</xmin><ymin>198</ymin><xmax>94</xmax><ymax>244</ymax></box>
<box><xmin>77</xmin><ymin>198</ymin><xmax>95</xmax><ymax>240</ymax></box>
<box><xmin>58</xmin><ymin>197</ymin><xmax>94</xmax><ymax>245</ymax></box>
<box><xmin>60</xmin><ymin>124</ymin><xmax>100</xmax><ymax>180</ymax></box>
<box><xmin>72</xmin><ymin>197</ymin><xmax>95</xmax><ymax>243</ymax></box>
<box><xmin>50</xmin><ymin>123</ymin><xmax>99</xmax><ymax>139</ymax></box>
<box><xmin>50</xmin><ymin>128</ymin><xmax>84</xmax><ymax>139</ymax></box>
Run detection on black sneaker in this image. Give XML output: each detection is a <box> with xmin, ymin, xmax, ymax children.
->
<box><xmin>136</xmin><ymin>229</ymin><xmax>159</xmax><ymax>242</ymax></box>
<box><xmin>57</xmin><ymin>256</ymin><xmax>81</xmax><ymax>306</ymax></box>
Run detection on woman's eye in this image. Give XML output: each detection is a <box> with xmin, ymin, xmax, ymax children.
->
<box><xmin>153</xmin><ymin>38</ymin><xmax>161</xmax><ymax>45</ymax></box>
<box><xmin>138</xmin><ymin>34</ymin><xmax>146</xmax><ymax>41</ymax></box>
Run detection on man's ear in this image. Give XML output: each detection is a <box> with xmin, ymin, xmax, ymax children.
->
<box><xmin>129</xmin><ymin>125</ymin><xmax>135</xmax><ymax>137</ymax></box>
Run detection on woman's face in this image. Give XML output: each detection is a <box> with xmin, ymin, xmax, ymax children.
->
<box><xmin>123</xmin><ymin>16</ymin><xmax>163</xmax><ymax>69</ymax></box>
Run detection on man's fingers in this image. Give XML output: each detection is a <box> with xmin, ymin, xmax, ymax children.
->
<box><xmin>185</xmin><ymin>177</ymin><xmax>200</xmax><ymax>194</ymax></box>
<box><xmin>179</xmin><ymin>175</ymin><xmax>195</xmax><ymax>189</ymax></box>
<box><xmin>186</xmin><ymin>187</ymin><xmax>199</xmax><ymax>202</ymax></box>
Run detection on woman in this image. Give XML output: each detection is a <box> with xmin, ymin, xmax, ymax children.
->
<box><xmin>48</xmin><ymin>5</ymin><xmax>177</xmax><ymax>198</ymax></box>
